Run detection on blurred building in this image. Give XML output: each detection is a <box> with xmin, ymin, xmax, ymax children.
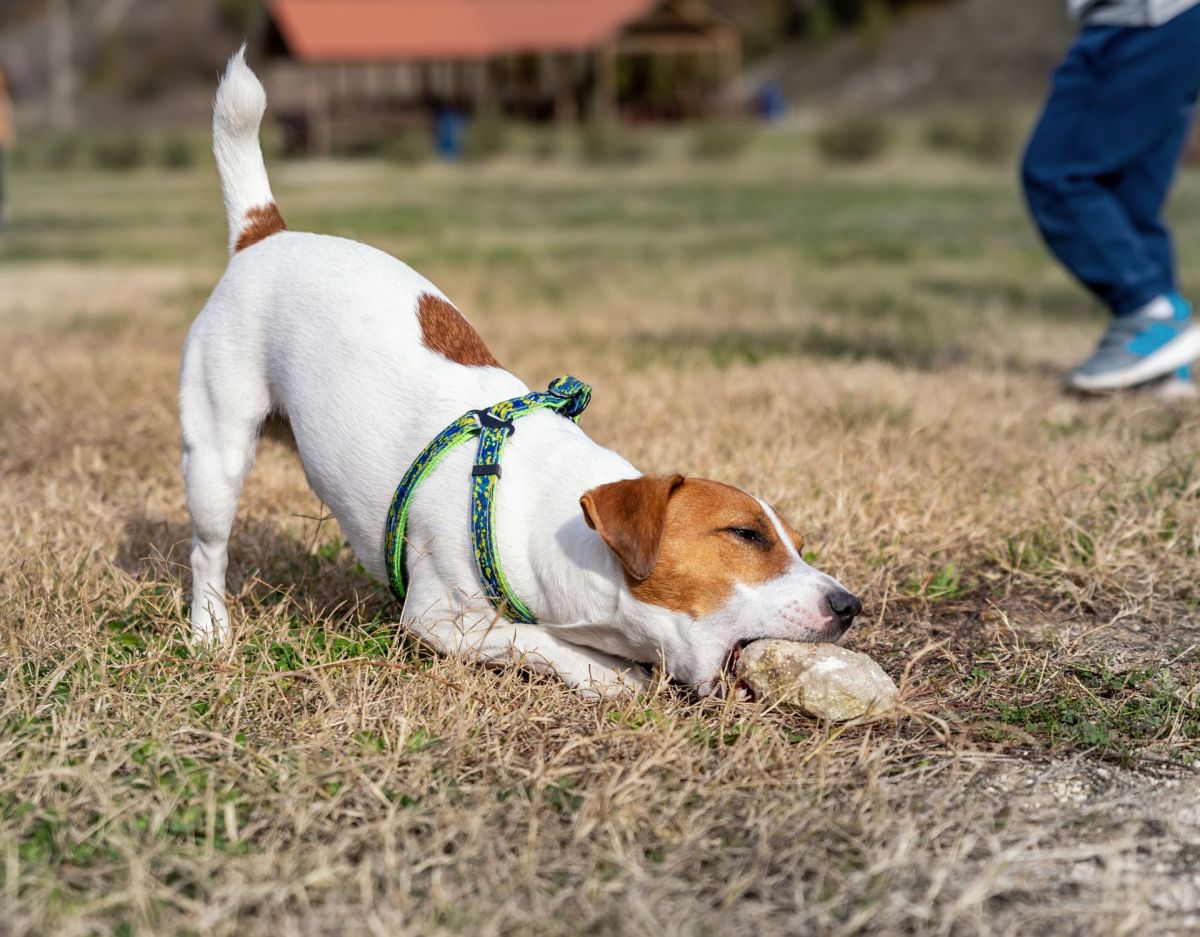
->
<box><xmin>260</xmin><ymin>0</ymin><xmax>741</xmax><ymax>153</ymax></box>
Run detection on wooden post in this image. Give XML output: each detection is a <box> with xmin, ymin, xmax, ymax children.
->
<box><xmin>592</xmin><ymin>40</ymin><xmax>617</xmax><ymax>121</ymax></box>
<box><xmin>472</xmin><ymin>59</ymin><xmax>496</xmax><ymax>115</ymax></box>
<box><xmin>715</xmin><ymin>30</ymin><xmax>741</xmax><ymax>116</ymax></box>
<box><xmin>306</xmin><ymin>66</ymin><xmax>333</xmax><ymax>156</ymax></box>
<box><xmin>365</xmin><ymin>60</ymin><xmax>380</xmax><ymax>101</ymax></box>
<box><xmin>417</xmin><ymin>61</ymin><xmax>430</xmax><ymax>101</ymax></box>
<box><xmin>47</xmin><ymin>0</ymin><xmax>76</xmax><ymax>130</ymax></box>
<box><xmin>553</xmin><ymin>54</ymin><xmax>578</xmax><ymax>125</ymax></box>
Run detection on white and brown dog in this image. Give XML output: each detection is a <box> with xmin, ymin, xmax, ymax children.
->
<box><xmin>180</xmin><ymin>50</ymin><xmax>862</xmax><ymax>698</ymax></box>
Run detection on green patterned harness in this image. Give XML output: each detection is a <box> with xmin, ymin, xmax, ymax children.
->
<box><xmin>384</xmin><ymin>376</ymin><xmax>592</xmax><ymax>625</ymax></box>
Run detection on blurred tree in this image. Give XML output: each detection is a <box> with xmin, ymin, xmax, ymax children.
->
<box><xmin>804</xmin><ymin>0</ymin><xmax>837</xmax><ymax>42</ymax></box>
<box><xmin>787</xmin><ymin>0</ymin><xmax>956</xmax><ymax>37</ymax></box>
<box><xmin>43</xmin><ymin>0</ymin><xmax>136</xmax><ymax>128</ymax></box>
<box><xmin>217</xmin><ymin>0</ymin><xmax>266</xmax><ymax>37</ymax></box>
<box><xmin>859</xmin><ymin>0</ymin><xmax>891</xmax><ymax>47</ymax></box>
<box><xmin>713</xmin><ymin>0</ymin><xmax>938</xmax><ymax>58</ymax></box>
<box><xmin>46</xmin><ymin>0</ymin><xmax>74</xmax><ymax>128</ymax></box>
<box><xmin>713</xmin><ymin>0</ymin><xmax>790</xmax><ymax>60</ymax></box>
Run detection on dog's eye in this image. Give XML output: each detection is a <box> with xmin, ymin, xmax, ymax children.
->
<box><xmin>726</xmin><ymin>527</ymin><xmax>764</xmax><ymax>545</ymax></box>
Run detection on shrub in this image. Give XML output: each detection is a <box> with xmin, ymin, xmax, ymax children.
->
<box><xmin>529</xmin><ymin>128</ymin><xmax>562</xmax><ymax>162</ymax></box>
<box><xmin>387</xmin><ymin>129</ymin><xmax>434</xmax><ymax>166</ymax></box>
<box><xmin>333</xmin><ymin>137</ymin><xmax>390</xmax><ymax>159</ymax></box>
<box><xmin>462</xmin><ymin>114</ymin><xmax>510</xmax><ymax>163</ymax></box>
<box><xmin>91</xmin><ymin>136</ymin><xmax>148</xmax><ymax>171</ymax></box>
<box><xmin>41</xmin><ymin>134</ymin><xmax>85</xmax><ymax>171</ymax></box>
<box><xmin>160</xmin><ymin>135</ymin><xmax>196</xmax><ymax>170</ymax></box>
<box><xmin>579</xmin><ymin>120</ymin><xmax>649</xmax><ymax>166</ymax></box>
<box><xmin>924</xmin><ymin>114</ymin><xmax>1018</xmax><ymax>165</ymax></box>
<box><xmin>690</xmin><ymin>120</ymin><xmax>757</xmax><ymax>163</ymax></box>
<box><xmin>816</xmin><ymin>115</ymin><xmax>890</xmax><ymax>164</ymax></box>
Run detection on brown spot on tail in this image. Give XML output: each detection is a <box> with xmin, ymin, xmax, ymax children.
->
<box><xmin>417</xmin><ymin>293</ymin><xmax>501</xmax><ymax>368</ymax></box>
<box><xmin>235</xmin><ymin>203</ymin><xmax>287</xmax><ymax>252</ymax></box>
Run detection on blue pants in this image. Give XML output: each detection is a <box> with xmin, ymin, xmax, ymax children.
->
<box><xmin>1023</xmin><ymin>8</ymin><xmax>1200</xmax><ymax>315</ymax></box>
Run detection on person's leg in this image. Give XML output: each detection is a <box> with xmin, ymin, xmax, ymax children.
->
<box><xmin>1110</xmin><ymin>71</ymin><xmax>1200</xmax><ymax>397</ymax></box>
<box><xmin>1023</xmin><ymin>10</ymin><xmax>1200</xmax><ymax>389</ymax></box>
<box><xmin>0</xmin><ymin>146</ymin><xmax>6</xmax><ymax>230</ymax></box>
<box><xmin>1101</xmin><ymin>93</ymin><xmax>1199</xmax><ymax>391</ymax></box>
<box><xmin>1109</xmin><ymin>96</ymin><xmax>1197</xmax><ymax>300</ymax></box>
<box><xmin>1022</xmin><ymin>9</ymin><xmax>1200</xmax><ymax>315</ymax></box>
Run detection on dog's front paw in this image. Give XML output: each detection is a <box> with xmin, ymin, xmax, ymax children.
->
<box><xmin>572</xmin><ymin>663</ymin><xmax>650</xmax><ymax>701</ymax></box>
<box><xmin>188</xmin><ymin>599</ymin><xmax>230</xmax><ymax>646</ymax></box>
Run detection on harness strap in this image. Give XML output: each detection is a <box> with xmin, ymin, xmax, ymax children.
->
<box><xmin>471</xmin><ymin>415</ymin><xmax>533</xmax><ymax>621</ymax></box>
<box><xmin>384</xmin><ymin>375</ymin><xmax>592</xmax><ymax>625</ymax></box>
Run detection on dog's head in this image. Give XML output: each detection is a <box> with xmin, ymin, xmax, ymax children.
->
<box><xmin>581</xmin><ymin>474</ymin><xmax>861</xmax><ymax>694</ymax></box>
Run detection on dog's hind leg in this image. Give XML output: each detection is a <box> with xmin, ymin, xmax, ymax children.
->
<box><xmin>179</xmin><ymin>337</ymin><xmax>270</xmax><ymax>643</ymax></box>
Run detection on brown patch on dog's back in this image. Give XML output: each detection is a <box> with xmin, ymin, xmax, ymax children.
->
<box><xmin>417</xmin><ymin>293</ymin><xmax>501</xmax><ymax>368</ymax></box>
<box><xmin>235</xmin><ymin>203</ymin><xmax>287</xmax><ymax>252</ymax></box>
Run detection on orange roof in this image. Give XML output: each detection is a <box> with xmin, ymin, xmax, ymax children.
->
<box><xmin>270</xmin><ymin>0</ymin><xmax>660</xmax><ymax>61</ymax></box>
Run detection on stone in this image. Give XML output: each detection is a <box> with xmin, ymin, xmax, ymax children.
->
<box><xmin>736</xmin><ymin>641</ymin><xmax>898</xmax><ymax>722</ymax></box>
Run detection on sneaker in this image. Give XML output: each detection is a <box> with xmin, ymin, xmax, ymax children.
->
<box><xmin>1157</xmin><ymin>364</ymin><xmax>1199</xmax><ymax>401</ymax></box>
<box><xmin>1068</xmin><ymin>293</ymin><xmax>1200</xmax><ymax>393</ymax></box>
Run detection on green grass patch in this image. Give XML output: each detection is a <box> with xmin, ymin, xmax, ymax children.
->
<box><xmin>904</xmin><ymin>563</ymin><xmax>972</xmax><ymax>602</ymax></box>
<box><xmin>967</xmin><ymin>658</ymin><xmax>1200</xmax><ymax>763</ymax></box>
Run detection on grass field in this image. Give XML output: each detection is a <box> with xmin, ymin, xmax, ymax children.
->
<box><xmin>2</xmin><ymin>131</ymin><xmax>1200</xmax><ymax>936</ymax></box>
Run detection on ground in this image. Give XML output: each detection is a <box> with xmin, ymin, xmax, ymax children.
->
<box><xmin>2</xmin><ymin>131</ymin><xmax>1199</xmax><ymax>935</ymax></box>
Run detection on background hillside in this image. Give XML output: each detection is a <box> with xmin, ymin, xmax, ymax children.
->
<box><xmin>0</xmin><ymin>0</ymin><xmax>1074</xmax><ymax>128</ymax></box>
<box><xmin>758</xmin><ymin>0</ymin><xmax>1074</xmax><ymax>110</ymax></box>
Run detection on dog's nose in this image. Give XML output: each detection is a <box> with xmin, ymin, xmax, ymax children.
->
<box><xmin>826</xmin><ymin>590</ymin><xmax>863</xmax><ymax>632</ymax></box>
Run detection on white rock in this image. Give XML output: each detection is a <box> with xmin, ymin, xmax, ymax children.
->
<box><xmin>736</xmin><ymin>641</ymin><xmax>898</xmax><ymax>721</ymax></box>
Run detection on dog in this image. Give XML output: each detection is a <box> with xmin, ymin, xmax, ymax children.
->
<box><xmin>179</xmin><ymin>50</ymin><xmax>863</xmax><ymax>698</ymax></box>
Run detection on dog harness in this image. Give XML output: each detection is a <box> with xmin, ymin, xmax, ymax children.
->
<box><xmin>384</xmin><ymin>375</ymin><xmax>592</xmax><ymax>625</ymax></box>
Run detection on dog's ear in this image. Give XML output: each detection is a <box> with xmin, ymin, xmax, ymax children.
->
<box><xmin>580</xmin><ymin>474</ymin><xmax>685</xmax><ymax>581</ymax></box>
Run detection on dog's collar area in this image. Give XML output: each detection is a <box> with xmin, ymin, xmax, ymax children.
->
<box><xmin>384</xmin><ymin>375</ymin><xmax>593</xmax><ymax>625</ymax></box>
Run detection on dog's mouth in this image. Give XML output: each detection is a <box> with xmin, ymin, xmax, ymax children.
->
<box><xmin>722</xmin><ymin>638</ymin><xmax>752</xmax><ymax>675</ymax></box>
<box><xmin>720</xmin><ymin>638</ymin><xmax>758</xmax><ymax>699</ymax></box>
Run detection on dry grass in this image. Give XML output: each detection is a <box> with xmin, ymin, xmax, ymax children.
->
<box><xmin>2</xmin><ymin>137</ymin><xmax>1200</xmax><ymax>936</ymax></box>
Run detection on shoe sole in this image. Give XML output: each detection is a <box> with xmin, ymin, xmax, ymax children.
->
<box><xmin>1157</xmin><ymin>378</ymin><xmax>1200</xmax><ymax>401</ymax></box>
<box><xmin>1068</xmin><ymin>324</ymin><xmax>1200</xmax><ymax>392</ymax></box>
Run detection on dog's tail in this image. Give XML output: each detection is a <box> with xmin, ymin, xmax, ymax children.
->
<box><xmin>213</xmin><ymin>46</ymin><xmax>285</xmax><ymax>256</ymax></box>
